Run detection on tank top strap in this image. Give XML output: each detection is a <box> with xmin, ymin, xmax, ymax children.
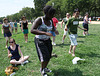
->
<box><xmin>40</xmin><ymin>17</ymin><xmax>45</xmax><ymax>25</ymax></box>
<box><xmin>50</xmin><ymin>20</ymin><xmax>52</xmax><ymax>26</ymax></box>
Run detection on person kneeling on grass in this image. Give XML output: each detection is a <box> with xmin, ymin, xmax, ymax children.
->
<box><xmin>8</xmin><ymin>38</ymin><xmax>29</xmax><ymax>66</ymax></box>
<box><xmin>65</xmin><ymin>8</ymin><xmax>87</xmax><ymax>57</ymax></box>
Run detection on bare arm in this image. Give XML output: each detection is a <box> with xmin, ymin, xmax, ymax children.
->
<box><xmin>61</xmin><ymin>20</ymin><xmax>64</xmax><ymax>29</ymax></box>
<box><xmin>18</xmin><ymin>46</ymin><xmax>24</xmax><ymax>58</ymax></box>
<box><xmin>8</xmin><ymin>49</ymin><xmax>12</xmax><ymax>58</ymax></box>
<box><xmin>21</xmin><ymin>22</ymin><xmax>23</xmax><ymax>32</ymax></box>
<box><xmin>78</xmin><ymin>26</ymin><xmax>87</xmax><ymax>30</ymax></box>
<box><xmin>31</xmin><ymin>17</ymin><xmax>52</xmax><ymax>36</ymax></box>
<box><xmin>1</xmin><ymin>24</ymin><xmax>3</xmax><ymax>34</ymax></box>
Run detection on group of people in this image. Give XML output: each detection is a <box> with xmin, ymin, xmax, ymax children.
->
<box><xmin>1</xmin><ymin>5</ymin><xmax>90</xmax><ymax>76</ymax></box>
<box><xmin>1</xmin><ymin>17</ymin><xmax>29</xmax><ymax>67</ymax></box>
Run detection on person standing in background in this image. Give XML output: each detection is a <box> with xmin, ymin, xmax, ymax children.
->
<box><xmin>21</xmin><ymin>16</ymin><xmax>28</xmax><ymax>43</ymax></box>
<box><xmin>83</xmin><ymin>13</ymin><xmax>89</xmax><ymax>36</ymax></box>
<box><xmin>10</xmin><ymin>20</ymin><xmax>14</xmax><ymax>34</ymax></box>
<box><xmin>14</xmin><ymin>20</ymin><xmax>18</xmax><ymax>34</ymax></box>
<box><xmin>19</xmin><ymin>19</ymin><xmax>22</xmax><ymax>31</ymax></box>
<box><xmin>61</xmin><ymin>13</ymin><xmax>70</xmax><ymax>43</ymax></box>
<box><xmin>50</xmin><ymin>17</ymin><xmax>58</xmax><ymax>45</ymax></box>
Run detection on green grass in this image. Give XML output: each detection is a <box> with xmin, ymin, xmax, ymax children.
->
<box><xmin>0</xmin><ymin>23</ymin><xmax>100</xmax><ymax>76</ymax></box>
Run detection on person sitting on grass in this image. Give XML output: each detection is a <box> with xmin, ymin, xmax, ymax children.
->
<box><xmin>8</xmin><ymin>38</ymin><xmax>29</xmax><ymax>66</ymax></box>
<box><xmin>65</xmin><ymin>8</ymin><xmax>87</xmax><ymax>56</ymax></box>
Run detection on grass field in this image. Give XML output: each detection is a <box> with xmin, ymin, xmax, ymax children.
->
<box><xmin>0</xmin><ymin>23</ymin><xmax>100</xmax><ymax>76</ymax></box>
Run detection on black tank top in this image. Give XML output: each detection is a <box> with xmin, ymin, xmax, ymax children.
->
<box><xmin>22</xmin><ymin>21</ymin><xmax>28</xmax><ymax>29</ymax></box>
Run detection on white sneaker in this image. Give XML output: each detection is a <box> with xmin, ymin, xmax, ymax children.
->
<box><xmin>41</xmin><ymin>69</ymin><xmax>48</xmax><ymax>76</ymax></box>
<box><xmin>52</xmin><ymin>42</ymin><xmax>56</xmax><ymax>45</ymax></box>
<box><xmin>21</xmin><ymin>60</ymin><xmax>29</xmax><ymax>66</ymax></box>
<box><xmin>62</xmin><ymin>40</ymin><xmax>64</xmax><ymax>43</ymax></box>
<box><xmin>44</xmin><ymin>68</ymin><xmax>52</xmax><ymax>73</ymax></box>
<box><xmin>83</xmin><ymin>34</ymin><xmax>85</xmax><ymax>36</ymax></box>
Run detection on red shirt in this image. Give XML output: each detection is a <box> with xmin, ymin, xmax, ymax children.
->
<box><xmin>52</xmin><ymin>17</ymin><xmax>58</xmax><ymax>28</ymax></box>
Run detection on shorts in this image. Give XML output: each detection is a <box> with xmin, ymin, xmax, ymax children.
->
<box><xmin>34</xmin><ymin>37</ymin><xmax>52</xmax><ymax>62</ymax></box>
<box><xmin>50</xmin><ymin>31</ymin><xmax>56</xmax><ymax>37</ymax></box>
<box><xmin>23</xmin><ymin>29</ymin><xmax>28</xmax><ymax>34</ymax></box>
<box><xmin>69</xmin><ymin>34</ymin><xmax>78</xmax><ymax>46</ymax></box>
<box><xmin>63</xmin><ymin>26</ymin><xmax>68</xmax><ymax>36</ymax></box>
<box><xmin>4</xmin><ymin>32</ymin><xmax>12</xmax><ymax>37</ymax></box>
<box><xmin>83</xmin><ymin>23</ymin><xmax>88</xmax><ymax>31</ymax></box>
<box><xmin>11</xmin><ymin>57</ymin><xmax>21</xmax><ymax>61</ymax></box>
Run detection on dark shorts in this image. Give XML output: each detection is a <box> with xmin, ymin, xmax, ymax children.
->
<box><xmin>34</xmin><ymin>37</ymin><xmax>52</xmax><ymax>62</ymax></box>
<box><xmin>11</xmin><ymin>57</ymin><xmax>21</xmax><ymax>61</ymax></box>
<box><xmin>83</xmin><ymin>23</ymin><xmax>89</xmax><ymax>31</ymax></box>
<box><xmin>4</xmin><ymin>32</ymin><xmax>12</xmax><ymax>37</ymax></box>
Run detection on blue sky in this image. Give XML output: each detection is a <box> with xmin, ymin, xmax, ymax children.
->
<box><xmin>0</xmin><ymin>0</ymin><xmax>34</xmax><ymax>17</ymax></box>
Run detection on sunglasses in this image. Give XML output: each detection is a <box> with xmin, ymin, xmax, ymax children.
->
<box><xmin>9</xmin><ymin>41</ymin><xmax>14</xmax><ymax>43</ymax></box>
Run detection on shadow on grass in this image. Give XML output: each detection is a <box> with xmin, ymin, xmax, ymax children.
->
<box><xmin>56</xmin><ymin>43</ymin><xmax>70</xmax><ymax>47</ymax></box>
<box><xmin>77</xmin><ymin>41</ymin><xmax>84</xmax><ymax>43</ymax></box>
<box><xmin>78</xmin><ymin>36</ymin><xmax>86</xmax><ymax>38</ymax></box>
<box><xmin>52</xmin><ymin>68</ymin><xmax>85</xmax><ymax>76</ymax></box>
<box><xmin>77</xmin><ymin>52</ymin><xmax>100</xmax><ymax>58</ymax></box>
<box><xmin>0</xmin><ymin>37</ymin><xmax>4</xmax><ymax>39</ymax></box>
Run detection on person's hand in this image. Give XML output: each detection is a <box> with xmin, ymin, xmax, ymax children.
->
<box><xmin>45</xmin><ymin>32</ymin><xmax>53</xmax><ymax>36</ymax></box>
<box><xmin>55</xmin><ymin>30</ymin><xmax>59</xmax><ymax>35</ymax></box>
<box><xmin>8</xmin><ymin>54</ymin><xmax>12</xmax><ymax>57</ymax></box>
<box><xmin>84</xmin><ymin>29</ymin><xmax>87</xmax><ymax>31</ymax></box>
<box><xmin>65</xmin><ymin>28</ymin><xmax>67</xmax><ymax>31</ymax></box>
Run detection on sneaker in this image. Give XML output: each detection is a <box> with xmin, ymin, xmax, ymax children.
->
<box><xmin>41</xmin><ymin>69</ymin><xmax>48</xmax><ymax>76</ymax></box>
<box><xmin>62</xmin><ymin>40</ymin><xmax>64</xmax><ymax>43</ymax></box>
<box><xmin>72</xmin><ymin>54</ymin><xmax>75</xmax><ymax>57</ymax></box>
<box><xmin>51</xmin><ymin>54</ymin><xmax>57</xmax><ymax>58</ymax></box>
<box><xmin>83</xmin><ymin>34</ymin><xmax>85</xmax><ymax>36</ymax></box>
<box><xmin>44</xmin><ymin>68</ymin><xmax>52</xmax><ymax>73</ymax></box>
<box><xmin>69</xmin><ymin>51</ymin><xmax>71</xmax><ymax>54</ymax></box>
<box><xmin>21</xmin><ymin>60</ymin><xmax>29</xmax><ymax>66</ymax></box>
<box><xmin>52</xmin><ymin>42</ymin><xmax>56</xmax><ymax>45</ymax></box>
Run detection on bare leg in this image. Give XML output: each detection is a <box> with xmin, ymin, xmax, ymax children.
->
<box><xmin>26</xmin><ymin>34</ymin><xmax>28</xmax><ymax>43</ymax></box>
<box><xmin>10</xmin><ymin>59</ymin><xmax>23</xmax><ymax>64</ymax></box>
<box><xmin>5</xmin><ymin>37</ymin><xmax>8</xmax><ymax>48</ymax></box>
<box><xmin>72</xmin><ymin>45</ymin><xmax>77</xmax><ymax>56</ymax></box>
<box><xmin>69</xmin><ymin>45</ymin><xmax>73</xmax><ymax>54</ymax></box>
<box><xmin>52</xmin><ymin>36</ymin><xmax>55</xmax><ymax>43</ymax></box>
<box><xmin>41</xmin><ymin>61</ymin><xmax>49</xmax><ymax>70</ymax></box>
<box><xmin>63</xmin><ymin>35</ymin><xmax>66</xmax><ymax>41</ymax></box>
<box><xmin>20</xmin><ymin>56</ymin><xmax>29</xmax><ymax>62</ymax></box>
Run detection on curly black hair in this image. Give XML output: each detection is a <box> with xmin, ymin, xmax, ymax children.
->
<box><xmin>43</xmin><ymin>5</ymin><xmax>56</xmax><ymax>15</ymax></box>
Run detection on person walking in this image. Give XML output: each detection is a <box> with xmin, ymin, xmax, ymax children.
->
<box><xmin>1</xmin><ymin>18</ymin><xmax>12</xmax><ymax>48</ymax></box>
<box><xmin>65</xmin><ymin>9</ymin><xmax>87</xmax><ymax>56</ymax></box>
<box><xmin>14</xmin><ymin>20</ymin><xmax>18</xmax><ymax>34</ymax></box>
<box><xmin>31</xmin><ymin>5</ymin><xmax>59</xmax><ymax>76</ymax></box>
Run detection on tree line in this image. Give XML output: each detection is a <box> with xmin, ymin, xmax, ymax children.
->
<box><xmin>0</xmin><ymin>0</ymin><xmax>100</xmax><ymax>23</ymax></box>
